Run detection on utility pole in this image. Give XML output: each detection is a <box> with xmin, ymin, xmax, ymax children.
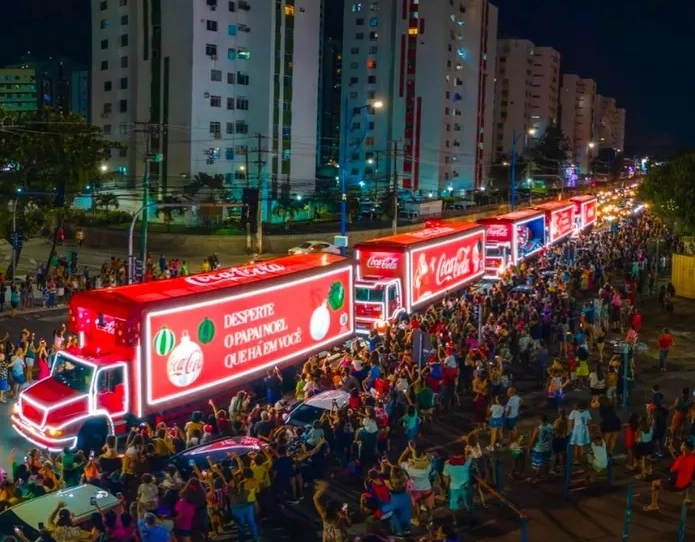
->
<box><xmin>251</xmin><ymin>133</ymin><xmax>267</xmax><ymax>254</ymax></box>
<box><xmin>372</xmin><ymin>150</ymin><xmax>381</xmax><ymax>201</ymax></box>
<box><xmin>134</xmin><ymin>122</ymin><xmax>163</xmax><ymax>268</ymax></box>
<box><xmin>391</xmin><ymin>140</ymin><xmax>399</xmax><ymax>234</ymax></box>
<box><xmin>244</xmin><ymin>150</ymin><xmax>252</xmax><ymax>252</ymax></box>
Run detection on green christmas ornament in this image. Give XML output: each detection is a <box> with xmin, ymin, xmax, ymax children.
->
<box><xmin>153</xmin><ymin>326</ymin><xmax>176</xmax><ymax>356</ymax></box>
<box><xmin>327</xmin><ymin>281</ymin><xmax>345</xmax><ymax>311</ymax></box>
<box><xmin>198</xmin><ymin>317</ymin><xmax>216</xmax><ymax>344</ymax></box>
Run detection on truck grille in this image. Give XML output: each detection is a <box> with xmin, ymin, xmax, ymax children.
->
<box><xmin>19</xmin><ymin>399</ymin><xmax>44</xmax><ymax>427</ymax></box>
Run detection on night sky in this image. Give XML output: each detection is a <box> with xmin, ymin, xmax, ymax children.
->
<box><xmin>1</xmin><ymin>0</ymin><xmax>690</xmax><ymax>154</ymax></box>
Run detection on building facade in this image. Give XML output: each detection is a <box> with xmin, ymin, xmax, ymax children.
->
<box><xmin>90</xmin><ymin>0</ymin><xmax>321</xmax><ymax>200</ymax></box>
<box><xmin>560</xmin><ymin>73</ymin><xmax>597</xmax><ymax>173</ymax></box>
<box><xmin>0</xmin><ymin>68</ymin><xmax>39</xmax><ymax>113</ymax></box>
<box><xmin>492</xmin><ymin>40</ymin><xmax>559</xmax><ymax>160</ymax></box>
<box><xmin>612</xmin><ymin>107</ymin><xmax>625</xmax><ymax>151</ymax></box>
<box><xmin>318</xmin><ymin>36</ymin><xmax>342</xmax><ymax>166</ymax></box>
<box><xmin>340</xmin><ymin>0</ymin><xmax>498</xmax><ymax>195</ymax></box>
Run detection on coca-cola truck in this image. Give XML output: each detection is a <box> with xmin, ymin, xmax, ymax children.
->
<box><xmin>533</xmin><ymin>200</ymin><xmax>575</xmax><ymax>246</ymax></box>
<box><xmin>569</xmin><ymin>195</ymin><xmax>598</xmax><ymax>230</ymax></box>
<box><xmin>477</xmin><ymin>209</ymin><xmax>547</xmax><ymax>279</ymax></box>
<box><xmin>12</xmin><ymin>254</ymin><xmax>355</xmax><ymax>451</ymax></box>
<box><xmin>353</xmin><ymin>222</ymin><xmax>485</xmax><ymax>332</ymax></box>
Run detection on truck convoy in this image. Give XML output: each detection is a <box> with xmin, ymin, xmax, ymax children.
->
<box><xmin>13</xmin><ymin>196</ymin><xmax>597</xmax><ymax>450</ymax></box>
<box><xmin>12</xmin><ymin>254</ymin><xmax>355</xmax><ymax>451</ymax></box>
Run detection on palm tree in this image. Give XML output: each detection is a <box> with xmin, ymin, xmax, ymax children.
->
<box><xmin>157</xmin><ymin>196</ymin><xmax>187</xmax><ymax>232</ymax></box>
<box><xmin>95</xmin><ymin>192</ymin><xmax>120</xmax><ymax>211</ymax></box>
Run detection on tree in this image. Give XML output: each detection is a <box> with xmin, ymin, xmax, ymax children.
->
<box><xmin>95</xmin><ymin>192</ymin><xmax>120</xmax><ymax>211</ymax></box>
<box><xmin>272</xmin><ymin>179</ymin><xmax>303</xmax><ymax>230</ymax></box>
<box><xmin>157</xmin><ymin>196</ymin><xmax>187</xmax><ymax>232</ymax></box>
<box><xmin>488</xmin><ymin>154</ymin><xmax>527</xmax><ymax>195</ymax></box>
<box><xmin>0</xmin><ymin>109</ymin><xmax>121</xmax><ymax>276</ymax></box>
<box><xmin>529</xmin><ymin>124</ymin><xmax>570</xmax><ymax>175</ymax></box>
<box><xmin>638</xmin><ymin>152</ymin><xmax>695</xmax><ymax>234</ymax></box>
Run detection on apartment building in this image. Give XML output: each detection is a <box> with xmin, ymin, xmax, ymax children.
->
<box><xmin>90</xmin><ymin>0</ymin><xmax>321</xmax><ymax>200</ymax></box>
<box><xmin>340</xmin><ymin>0</ymin><xmax>498</xmax><ymax>194</ymax></box>
<box><xmin>492</xmin><ymin>39</ymin><xmax>560</xmax><ymax>160</ymax></box>
<box><xmin>318</xmin><ymin>36</ymin><xmax>343</xmax><ymax>165</ymax></box>
<box><xmin>0</xmin><ymin>67</ymin><xmax>39</xmax><ymax>113</ymax></box>
<box><xmin>612</xmin><ymin>107</ymin><xmax>625</xmax><ymax>151</ymax></box>
<box><xmin>593</xmin><ymin>95</ymin><xmax>615</xmax><ymax>149</ymax></box>
<box><xmin>560</xmin><ymin>73</ymin><xmax>597</xmax><ymax>173</ymax></box>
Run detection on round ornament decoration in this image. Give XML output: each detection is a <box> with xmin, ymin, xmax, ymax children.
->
<box><xmin>166</xmin><ymin>331</ymin><xmax>204</xmax><ymax>388</ymax></box>
<box><xmin>310</xmin><ymin>302</ymin><xmax>331</xmax><ymax>341</ymax></box>
<box><xmin>198</xmin><ymin>317</ymin><xmax>215</xmax><ymax>344</ymax></box>
<box><xmin>153</xmin><ymin>326</ymin><xmax>176</xmax><ymax>357</ymax></box>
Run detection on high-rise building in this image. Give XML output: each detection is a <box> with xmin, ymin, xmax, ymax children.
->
<box><xmin>612</xmin><ymin>107</ymin><xmax>625</xmax><ymax>151</ymax></box>
<box><xmin>318</xmin><ymin>36</ymin><xmax>343</xmax><ymax>165</ymax></box>
<box><xmin>560</xmin><ymin>74</ymin><xmax>597</xmax><ymax>173</ymax></box>
<box><xmin>492</xmin><ymin>40</ymin><xmax>560</xmax><ymax>160</ymax></box>
<box><xmin>0</xmin><ymin>67</ymin><xmax>39</xmax><ymax>113</ymax></box>
<box><xmin>90</xmin><ymin>0</ymin><xmax>321</xmax><ymax>201</ymax></box>
<box><xmin>340</xmin><ymin>0</ymin><xmax>498</xmax><ymax>195</ymax></box>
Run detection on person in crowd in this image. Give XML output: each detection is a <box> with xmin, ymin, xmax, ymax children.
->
<box><xmin>644</xmin><ymin>441</ymin><xmax>695</xmax><ymax>512</ymax></box>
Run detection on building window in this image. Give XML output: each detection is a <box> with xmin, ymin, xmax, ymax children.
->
<box><xmin>226</xmin><ymin>97</ymin><xmax>235</xmax><ymax>110</ymax></box>
<box><xmin>367</xmin><ymin>59</ymin><xmax>376</xmax><ymax>69</ymax></box>
<box><xmin>118</xmin><ymin>99</ymin><xmax>127</xmax><ymax>112</ymax></box>
<box><xmin>104</xmin><ymin>81</ymin><xmax>112</xmax><ymax>91</ymax></box>
<box><xmin>370</xmin><ymin>2</ymin><xmax>379</xmax><ymax>10</ymax></box>
<box><xmin>100</xmin><ymin>1</ymin><xmax>107</xmax><ymax>10</ymax></box>
<box><xmin>349</xmin><ymin>76</ymin><xmax>358</xmax><ymax>85</ymax></box>
<box><xmin>285</xmin><ymin>5</ymin><xmax>295</xmax><ymax>16</ymax></box>
<box><xmin>235</xmin><ymin>121</ymin><xmax>248</xmax><ymax>134</ymax></box>
<box><xmin>369</xmin><ymin>17</ymin><xmax>378</xmax><ymax>26</ymax></box>
<box><xmin>211</xmin><ymin>69</ymin><xmax>222</xmax><ymax>81</ymax></box>
<box><xmin>356</xmin><ymin>18</ymin><xmax>365</xmax><ymax>25</ymax></box>
<box><xmin>228</xmin><ymin>1</ymin><xmax>235</xmax><ymax>11</ymax></box>
<box><xmin>206</xmin><ymin>44</ymin><xmax>218</xmax><ymax>57</ymax></box>
<box><xmin>365</xmin><ymin>136</ymin><xmax>374</xmax><ymax>146</ymax></box>
<box><xmin>102</xmin><ymin>103</ymin><xmax>112</xmax><ymax>114</ymax></box>
<box><xmin>101</xmin><ymin>39</ymin><xmax>109</xmax><ymax>50</ymax></box>
<box><xmin>238</xmin><ymin>48</ymin><xmax>250</xmax><ymax>59</ymax></box>
<box><xmin>100</xmin><ymin>19</ymin><xmax>110</xmax><ymax>29</ymax></box>
<box><xmin>207</xmin><ymin>20</ymin><xmax>218</xmax><ymax>31</ymax></box>
<box><xmin>367</xmin><ymin>75</ymin><xmax>376</xmax><ymax>84</ymax></box>
<box><xmin>227</xmin><ymin>72</ymin><xmax>235</xmax><ymax>84</ymax></box>
<box><xmin>120</xmin><ymin>15</ymin><xmax>128</xmax><ymax>25</ymax></box>
<box><xmin>355</xmin><ymin>32</ymin><xmax>364</xmax><ymax>39</ymax></box>
<box><xmin>210</xmin><ymin>95</ymin><xmax>221</xmax><ymax>107</ymax></box>
<box><xmin>351</xmin><ymin>3</ymin><xmax>363</xmax><ymax>12</ymax></box>
<box><xmin>350</xmin><ymin>47</ymin><xmax>359</xmax><ymax>54</ymax></box>
<box><xmin>226</xmin><ymin>122</ymin><xmax>234</xmax><ymax>134</ymax></box>
<box><xmin>119</xmin><ymin>0</ymin><xmax>127</xmax><ymax>5</ymax></box>
<box><xmin>120</xmin><ymin>77</ymin><xmax>128</xmax><ymax>89</ymax></box>
<box><xmin>209</xmin><ymin>122</ymin><xmax>221</xmax><ymax>137</ymax></box>
<box><xmin>367</xmin><ymin>90</ymin><xmax>376</xmax><ymax>99</ymax></box>
<box><xmin>368</xmin><ymin>45</ymin><xmax>377</xmax><ymax>54</ymax></box>
<box><xmin>120</xmin><ymin>34</ymin><xmax>128</xmax><ymax>46</ymax></box>
<box><xmin>103</xmin><ymin>124</ymin><xmax>112</xmax><ymax>135</ymax></box>
<box><xmin>237</xmin><ymin>72</ymin><xmax>249</xmax><ymax>85</ymax></box>
<box><xmin>282</xmin><ymin>149</ymin><xmax>291</xmax><ymax>160</ymax></box>
<box><xmin>228</xmin><ymin>24</ymin><xmax>237</xmax><ymax>36</ymax></box>
<box><xmin>100</xmin><ymin>61</ymin><xmax>109</xmax><ymax>70</ymax></box>
<box><xmin>227</xmin><ymin>48</ymin><xmax>236</xmax><ymax>60</ymax></box>
<box><xmin>236</xmin><ymin>97</ymin><xmax>248</xmax><ymax>110</ymax></box>
<box><xmin>369</xmin><ymin>32</ymin><xmax>378</xmax><ymax>40</ymax></box>
<box><xmin>120</xmin><ymin>56</ymin><xmax>128</xmax><ymax>68</ymax></box>
<box><xmin>408</xmin><ymin>27</ymin><xmax>418</xmax><ymax>35</ymax></box>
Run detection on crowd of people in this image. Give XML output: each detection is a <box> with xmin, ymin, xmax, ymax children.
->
<box><xmin>1</xmin><ymin>201</ymin><xmax>694</xmax><ymax>542</ymax></box>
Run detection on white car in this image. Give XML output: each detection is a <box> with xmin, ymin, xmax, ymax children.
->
<box><xmin>288</xmin><ymin>241</ymin><xmax>341</xmax><ymax>255</ymax></box>
<box><xmin>284</xmin><ymin>389</ymin><xmax>350</xmax><ymax>428</ymax></box>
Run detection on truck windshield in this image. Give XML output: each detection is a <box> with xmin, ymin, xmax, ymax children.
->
<box><xmin>355</xmin><ymin>288</ymin><xmax>384</xmax><ymax>302</ymax></box>
<box><xmin>52</xmin><ymin>353</ymin><xmax>95</xmax><ymax>393</ymax></box>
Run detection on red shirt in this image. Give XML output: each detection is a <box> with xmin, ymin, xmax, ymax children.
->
<box><xmin>657</xmin><ymin>333</ymin><xmax>673</xmax><ymax>350</ymax></box>
<box><xmin>671</xmin><ymin>453</ymin><xmax>695</xmax><ymax>490</ymax></box>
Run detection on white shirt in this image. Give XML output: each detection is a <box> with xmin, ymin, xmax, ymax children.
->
<box><xmin>401</xmin><ymin>461</ymin><xmax>433</xmax><ymax>491</ymax></box>
<box><xmin>506</xmin><ymin>394</ymin><xmax>521</xmax><ymax>418</ymax></box>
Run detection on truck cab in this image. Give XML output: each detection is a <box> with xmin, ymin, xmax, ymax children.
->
<box><xmin>12</xmin><ymin>347</ymin><xmax>131</xmax><ymax>453</ymax></box>
<box><xmin>354</xmin><ymin>276</ymin><xmax>404</xmax><ymax>333</ymax></box>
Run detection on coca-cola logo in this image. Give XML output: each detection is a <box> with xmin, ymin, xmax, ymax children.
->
<box><xmin>485</xmin><ymin>225</ymin><xmax>509</xmax><ymax>239</ymax></box>
<box><xmin>409</xmin><ymin>227</ymin><xmax>454</xmax><ymax>239</ymax></box>
<box><xmin>96</xmin><ymin>320</ymin><xmax>116</xmax><ymax>335</ymax></box>
<box><xmin>366</xmin><ymin>255</ymin><xmax>399</xmax><ymax>270</ymax></box>
<box><xmin>435</xmin><ymin>247</ymin><xmax>471</xmax><ymax>286</ymax></box>
<box><xmin>586</xmin><ymin>204</ymin><xmax>596</xmax><ymax>219</ymax></box>
<box><xmin>167</xmin><ymin>343</ymin><xmax>204</xmax><ymax>388</ymax></box>
<box><xmin>184</xmin><ymin>263</ymin><xmax>286</xmax><ymax>286</ymax></box>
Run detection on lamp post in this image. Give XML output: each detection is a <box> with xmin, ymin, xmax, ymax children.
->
<box><xmin>587</xmin><ymin>141</ymin><xmax>596</xmax><ymax>175</ymax></box>
<box><xmin>510</xmin><ymin>128</ymin><xmax>536</xmax><ymax>211</ymax></box>
<box><xmin>339</xmin><ymin>99</ymin><xmax>383</xmax><ymax>255</ymax></box>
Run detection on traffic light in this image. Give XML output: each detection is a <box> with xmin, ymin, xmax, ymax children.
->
<box><xmin>242</xmin><ymin>188</ymin><xmax>259</xmax><ymax>233</ymax></box>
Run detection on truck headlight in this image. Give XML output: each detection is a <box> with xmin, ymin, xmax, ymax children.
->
<box><xmin>47</xmin><ymin>427</ymin><xmax>62</xmax><ymax>437</ymax></box>
<box><xmin>12</xmin><ymin>403</ymin><xmax>19</xmax><ymax>415</ymax></box>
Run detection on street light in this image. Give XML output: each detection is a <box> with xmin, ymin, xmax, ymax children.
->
<box><xmin>339</xmin><ymin>98</ymin><xmax>384</xmax><ymax>255</ymax></box>
<box><xmin>510</xmin><ymin>128</ymin><xmax>537</xmax><ymax>211</ymax></box>
<box><xmin>100</xmin><ymin>164</ymin><xmax>108</xmax><ymax>173</ymax></box>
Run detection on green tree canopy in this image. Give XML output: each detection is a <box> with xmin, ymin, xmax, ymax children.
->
<box><xmin>638</xmin><ymin>152</ymin><xmax>695</xmax><ymax>234</ymax></box>
<box><xmin>529</xmin><ymin>124</ymin><xmax>570</xmax><ymax>175</ymax></box>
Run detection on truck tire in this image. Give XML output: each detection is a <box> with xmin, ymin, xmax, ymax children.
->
<box><xmin>77</xmin><ymin>418</ymin><xmax>109</xmax><ymax>454</ymax></box>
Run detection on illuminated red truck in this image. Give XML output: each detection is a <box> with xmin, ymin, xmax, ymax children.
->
<box><xmin>12</xmin><ymin>254</ymin><xmax>354</xmax><ymax>451</ymax></box>
<box><xmin>477</xmin><ymin>209</ymin><xmax>547</xmax><ymax>279</ymax></box>
<box><xmin>533</xmin><ymin>200</ymin><xmax>575</xmax><ymax>246</ymax></box>
<box><xmin>353</xmin><ymin>222</ymin><xmax>485</xmax><ymax>332</ymax></box>
<box><xmin>569</xmin><ymin>195</ymin><xmax>598</xmax><ymax>230</ymax></box>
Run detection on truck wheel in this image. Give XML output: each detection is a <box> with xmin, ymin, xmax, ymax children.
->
<box><xmin>77</xmin><ymin>419</ymin><xmax>109</xmax><ymax>453</ymax></box>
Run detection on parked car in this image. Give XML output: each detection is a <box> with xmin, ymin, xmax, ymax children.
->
<box><xmin>0</xmin><ymin>484</ymin><xmax>119</xmax><ymax>541</ymax></box>
<box><xmin>166</xmin><ymin>435</ymin><xmax>266</xmax><ymax>479</ymax></box>
<box><xmin>284</xmin><ymin>389</ymin><xmax>349</xmax><ymax>428</ymax></box>
<box><xmin>446</xmin><ymin>199</ymin><xmax>477</xmax><ymax>211</ymax></box>
<box><xmin>288</xmin><ymin>241</ymin><xmax>341</xmax><ymax>255</ymax></box>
